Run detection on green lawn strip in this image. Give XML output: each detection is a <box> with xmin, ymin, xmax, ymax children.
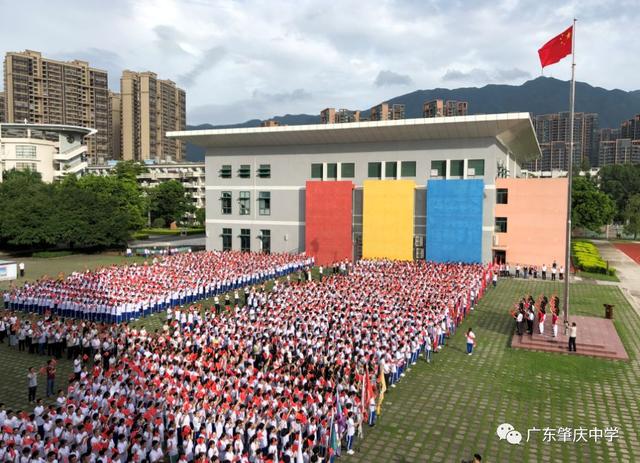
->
<box><xmin>576</xmin><ymin>270</ymin><xmax>620</xmax><ymax>282</ymax></box>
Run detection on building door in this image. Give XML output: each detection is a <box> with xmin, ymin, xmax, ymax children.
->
<box><xmin>240</xmin><ymin>229</ymin><xmax>251</xmax><ymax>252</ymax></box>
<box><xmin>353</xmin><ymin>233</ymin><xmax>362</xmax><ymax>261</ymax></box>
<box><xmin>413</xmin><ymin>235</ymin><xmax>425</xmax><ymax>260</ymax></box>
<box><xmin>493</xmin><ymin>250</ymin><xmax>506</xmax><ymax>264</ymax></box>
<box><xmin>260</xmin><ymin>229</ymin><xmax>271</xmax><ymax>254</ymax></box>
<box><xmin>222</xmin><ymin>228</ymin><xmax>232</xmax><ymax>251</ymax></box>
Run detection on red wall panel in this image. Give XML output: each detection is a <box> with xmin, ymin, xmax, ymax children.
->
<box><xmin>305</xmin><ymin>181</ymin><xmax>353</xmax><ymax>265</ymax></box>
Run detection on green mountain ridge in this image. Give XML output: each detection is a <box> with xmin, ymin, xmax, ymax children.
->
<box><xmin>185</xmin><ymin>77</ymin><xmax>640</xmax><ymax>161</ymax></box>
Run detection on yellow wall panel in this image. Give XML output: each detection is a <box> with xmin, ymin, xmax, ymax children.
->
<box><xmin>362</xmin><ymin>180</ymin><xmax>415</xmax><ymax>261</ymax></box>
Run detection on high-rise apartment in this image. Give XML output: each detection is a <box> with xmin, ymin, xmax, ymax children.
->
<box><xmin>261</xmin><ymin>120</ymin><xmax>280</xmax><ymax>127</ymax></box>
<box><xmin>0</xmin><ymin>92</ymin><xmax>5</xmax><ymax>122</ymax></box>
<box><xmin>3</xmin><ymin>50</ymin><xmax>109</xmax><ymax>164</ymax></box>
<box><xmin>423</xmin><ymin>99</ymin><xmax>469</xmax><ymax>118</ymax></box>
<box><xmin>599</xmin><ymin>138</ymin><xmax>640</xmax><ymax>166</ymax></box>
<box><xmin>320</xmin><ymin>108</ymin><xmax>361</xmax><ymax>124</ymax></box>
<box><xmin>108</xmin><ymin>91</ymin><xmax>122</xmax><ymax>160</ymax></box>
<box><xmin>526</xmin><ymin>112</ymin><xmax>599</xmax><ymax>171</ymax></box>
<box><xmin>369</xmin><ymin>103</ymin><xmax>405</xmax><ymax>121</ymax></box>
<box><xmin>620</xmin><ymin>114</ymin><xmax>640</xmax><ymax>140</ymax></box>
<box><xmin>120</xmin><ymin>70</ymin><xmax>186</xmax><ymax>162</ymax></box>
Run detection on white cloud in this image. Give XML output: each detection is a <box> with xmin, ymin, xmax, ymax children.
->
<box><xmin>0</xmin><ymin>0</ymin><xmax>636</xmax><ymax>124</ymax></box>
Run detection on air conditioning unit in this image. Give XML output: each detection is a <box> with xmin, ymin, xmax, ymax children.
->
<box><xmin>415</xmin><ymin>248</ymin><xmax>425</xmax><ymax>259</ymax></box>
<box><xmin>467</xmin><ymin>168</ymin><xmax>476</xmax><ymax>176</ymax></box>
<box><xmin>493</xmin><ymin>234</ymin><xmax>499</xmax><ymax>246</ymax></box>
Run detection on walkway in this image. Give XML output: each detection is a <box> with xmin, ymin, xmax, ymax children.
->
<box><xmin>593</xmin><ymin>240</ymin><xmax>640</xmax><ymax>315</ymax></box>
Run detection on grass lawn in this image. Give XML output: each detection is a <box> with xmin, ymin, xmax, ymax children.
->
<box><xmin>346</xmin><ymin>279</ymin><xmax>640</xmax><ymax>463</ymax></box>
<box><xmin>0</xmin><ymin>253</ymin><xmax>146</xmax><ymax>291</ymax></box>
<box><xmin>576</xmin><ymin>270</ymin><xmax>620</xmax><ymax>282</ymax></box>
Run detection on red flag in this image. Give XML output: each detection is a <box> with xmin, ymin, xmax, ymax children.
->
<box><xmin>538</xmin><ymin>25</ymin><xmax>573</xmax><ymax>68</ymax></box>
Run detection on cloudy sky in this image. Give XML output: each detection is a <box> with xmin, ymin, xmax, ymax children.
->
<box><xmin>0</xmin><ymin>0</ymin><xmax>636</xmax><ymax>125</ymax></box>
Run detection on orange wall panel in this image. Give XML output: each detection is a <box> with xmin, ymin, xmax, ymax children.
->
<box><xmin>495</xmin><ymin>178</ymin><xmax>568</xmax><ymax>267</ymax></box>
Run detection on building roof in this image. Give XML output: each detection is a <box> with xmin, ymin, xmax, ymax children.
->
<box><xmin>168</xmin><ymin>113</ymin><xmax>541</xmax><ymax>162</ymax></box>
<box><xmin>0</xmin><ymin>123</ymin><xmax>97</xmax><ymax>137</ymax></box>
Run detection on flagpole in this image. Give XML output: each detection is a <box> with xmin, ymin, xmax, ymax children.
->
<box><xmin>563</xmin><ymin>18</ymin><xmax>577</xmax><ymax>333</ymax></box>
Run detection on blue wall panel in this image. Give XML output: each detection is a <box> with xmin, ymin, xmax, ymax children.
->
<box><xmin>426</xmin><ymin>179</ymin><xmax>484</xmax><ymax>263</ymax></box>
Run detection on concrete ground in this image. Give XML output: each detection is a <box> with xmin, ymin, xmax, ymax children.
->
<box><xmin>593</xmin><ymin>240</ymin><xmax>640</xmax><ymax>314</ymax></box>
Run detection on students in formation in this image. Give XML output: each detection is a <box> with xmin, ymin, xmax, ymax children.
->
<box><xmin>511</xmin><ymin>294</ymin><xmax>561</xmax><ymax>338</ymax></box>
<box><xmin>0</xmin><ymin>255</ymin><xmax>491</xmax><ymax>463</ymax></box>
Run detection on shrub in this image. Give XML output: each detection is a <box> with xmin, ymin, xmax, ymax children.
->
<box><xmin>572</xmin><ymin>240</ymin><xmax>616</xmax><ymax>275</ymax></box>
<box><xmin>151</xmin><ymin>218</ymin><xmax>166</xmax><ymax>228</ymax></box>
<box><xmin>32</xmin><ymin>250</ymin><xmax>75</xmax><ymax>258</ymax></box>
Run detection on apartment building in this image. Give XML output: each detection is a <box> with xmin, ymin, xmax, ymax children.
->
<box><xmin>108</xmin><ymin>91</ymin><xmax>122</xmax><ymax>160</ymax></box>
<box><xmin>0</xmin><ymin>92</ymin><xmax>5</xmax><ymax>122</ymax></box>
<box><xmin>119</xmin><ymin>70</ymin><xmax>186</xmax><ymax>163</ymax></box>
<box><xmin>369</xmin><ymin>103</ymin><xmax>405</xmax><ymax>121</ymax></box>
<box><xmin>599</xmin><ymin>138</ymin><xmax>640</xmax><ymax>166</ymax></box>
<box><xmin>3</xmin><ymin>50</ymin><xmax>109</xmax><ymax>164</ymax></box>
<box><xmin>525</xmin><ymin>112</ymin><xmax>599</xmax><ymax>171</ymax></box>
<box><xmin>423</xmin><ymin>99</ymin><xmax>469</xmax><ymax>118</ymax></box>
<box><xmin>320</xmin><ymin>108</ymin><xmax>361</xmax><ymax>124</ymax></box>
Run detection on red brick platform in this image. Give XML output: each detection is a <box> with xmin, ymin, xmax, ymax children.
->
<box><xmin>511</xmin><ymin>314</ymin><xmax>628</xmax><ymax>360</ymax></box>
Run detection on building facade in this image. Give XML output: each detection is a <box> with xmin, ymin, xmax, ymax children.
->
<box><xmin>597</xmin><ymin>114</ymin><xmax>640</xmax><ymax>166</ymax></box>
<box><xmin>526</xmin><ymin>112</ymin><xmax>599</xmax><ymax>171</ymax></box>
<box><xmin>0</xmin><ymin>92</ymin><xmax>5</xmax><ymax>122</ymax></box>
<box><xmin>369</xmin><ymin>103</ymin><xmax>405</xmax><ymax>121</ymax></box>
<box><xmin>87</xmin><ymin>161</ymin><xmax>205</xmax><ymax>210</ymax></box>
<box><xmin>3</xmin><ymin>50</ymin><xmax>109</xmax><ymax>164</ymax></box>
<box><xmin>423</xmin><ymin>99</ymin><xmax>469</xmax><ymax>118</ymax></box>
<box><xmin>109</xmin><ymin>92</ymin><xmax>122</xmax><ymax>160</ymax></box>
<box><xmin>119</xmin><ymin>70</ymin><xmax>186</xmax><ymax>163</ymax></box>
<box><xmin>0</xmin><ymin>123</ymin><xmax>94</xmax><ymax>182</ymax></box>
<box><xmin>320</xmin><ymin>108</ymin><xmax>361</xmax><ymax>124</ymax></box>
<box><xmin>170</xmin><ymin>114</ymin><xmax>563</xmax><ymax>265</ymax></box>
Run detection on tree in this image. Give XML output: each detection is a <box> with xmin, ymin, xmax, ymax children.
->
<box><xmin>598</xmin><ymin>164</ymin><xmax>640</xmax><ymax>222</ymax></box>
<box><xmin>113</xmin><ymin>160</ymin><xmax>148</xmax><ymax>181</ymax></box>
<box><xmin>148</xmin><ymin>180</ymin><xmax>194</xmax><ymax>227</ymax></box>
<box><xmin>624</xmin><ymin>194</ymin><xmax>640</xmax><ymax>239</ymax></box>
<box><xmin>572</xmin><ymin>176</ymin><xmax>616</xmax><ymax>232</ymax></box>
<box><xmin>195</xmin><ymin>207</ymin><xmax>206</xmax><ymax>227</ymax></box>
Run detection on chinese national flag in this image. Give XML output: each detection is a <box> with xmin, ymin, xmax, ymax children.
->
<box><xmin>538</xmin><ymin>25</ymin><xmax>573</xmax><ymax>68</ymax></box>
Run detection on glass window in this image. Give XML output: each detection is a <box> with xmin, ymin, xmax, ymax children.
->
<box><xmin>496</xmin><ymin>188</ymin><xmax>509</xmax><ymax>204</ymax></box>
<box><xmin>401</xmin><ymin>161</ymin><xmax>416</xmax><ymax>177</ymax></box>
<box><xmin>495</xmin><ymin>217</ymin><xmax>508</xmax><ymax>233</ymax></box>
<box><xmin>450</xmin><ymin>160</ymin><xmax>464</xmax><ymax>177</ymax></box>
<box><xmin>311</xmin><ymin>163</ymin><xmax>323</xmax><ymax>179</ymax></box>
<box><xmin>239</xmin><ymin>191</ymin><xmax>250</xmax><ymax>215</ymax></box>
<box><xmin>221</xmin><ymin>228</ymin><xmax>232</xmax><ymax>251</ymax></box>
<box><xmin>385</xmin><ymin>162</ymin><xmax>397</xmax><ymax>178</ymax></box>
<box><xmin>238</xmin><ymin>164</ymin><xmax>251</xmax><ymax>178</ymax></box>
<box><xmin>468</xmin><ymin>159</ymin><xmax>485</xmax><ymax>176</ymax></box>
<box><xmin>221</xmin><ymin>192</ymin><xmax>232</xmax><ymax>215</ymax></box>
<box><xmin>368</xmin><ymin>162</ymin><xmax>382</xmax><ymax>178</ymax></box>
<box><xmin>15</xmin><ymin>144</ymin><xmax>37</xmax><ymax>159</ymax></box>
<box><xmin>260</xmin><ymin>229</ymin><xmax>271</xmax><ymax>254</ymax></box>
<box><xmin>15</xmin><ymin>162</ymin><xmax>37</xmax><ymax>171</ymax></box>
<box><xmin>219</xmin><ymin>165</ymin><xmax>232</xmax><ymax>178</ymax></box>
<box><xmin>240</xmin><ymin>229</ymin><xmax>251</xmax><ymax>252</ymax></box>
<box><xmin>258</xmin><ymin>191</ymin><xmax>271</xmax><ymax>215</ymax></box>
<box><xmin>257</xmin><ymin>164</ymin><xmax>271</xmax><ymax>178</ymax></box>
<box><xmin>327</xmin><ymin>163</ymin><xmax>338</xmax><ymax>179</ymax></box>
<box><xmin>341</xmin><ymin>162</ymin><xmax>355</xmax><ymax>178</ymax></box>
<box><xmin>431</xmin><ymin>160</ymin><xmax>445</xmax><ymax>177</ymax></box>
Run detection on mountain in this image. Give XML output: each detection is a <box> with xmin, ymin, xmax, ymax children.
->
<box><xmin>185</xmin><ymin>77</ymin><xmax>640</xmax><ymax>162</ymax></box>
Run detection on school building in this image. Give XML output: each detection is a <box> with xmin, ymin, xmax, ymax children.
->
<box><xmin>169</xmin><ymin>113</ymin><xmax>567</xmax><ymax>266</ymax></box>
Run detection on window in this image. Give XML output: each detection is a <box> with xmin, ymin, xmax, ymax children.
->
<box><xmin>15</xmin><ymin>144</ymin><xmax>37</xmax><ymax>159</ymax></box>
<box><xmin>401</xmin><ymin>161</ymin><xmax>416</xmax><ymax>177</ymax></box>
<box><xmin>258</xmin><ymin>192</ymin><xmax>271</xmax><ymax>215</ymax></box>
<box><xmin>240</xmin><ymin>229</ymin><xmax>251</xmax><ymax>252</ymax></box>
<box><xmin>496</xmin><ymin>188</ymin><xmax>509</xmax><ymax>204</ymax></box>
<box><xmin>239</xmin><ymin>191</ymin><xmax>250</xmax><ymax>215</ymax></box>
<box><xmin>495</xmin><ymin>217</ymin><xmax>508</xmax><ymax>233</ymax></box>
<box><xmin>15</xmin><ymin>162</ymin><xmax>37</xmax><ymax>171</ymax></box>
<box><xmin>385</xmin><ymin>162</ymin><xmax>397</xmax><ymax>178</ymax></box>
<box><xmin>221</xmin><ymin>228</ymin><xmax>232</xmax><ymax>251</ymax></box>
<box><xmin>368</xmin><ymin>162</ymin><xmax>382</xmax><ymax>178</ymax></box>
<box><xmin>260</xmin><ymin>229</ymin><xmax>271</xmax><ymax>254</ymax></box>
<box><xmin>450</xmin><ymin>160</ymin><xmax>464</xmax><ymax>177</ymax></box>
<box><xmin>257</xmin><ymin>164</ymin><xmax>271</xmax><ymax>178</ymax></box>
<box><xmin>238</xmin><ymin>164</ymin><xmax>251</xmax><ymax>178</ymax></box>
<box><xmin>219</xmin><ymin>165</ymin><xmax>232</xmax><ymax>179</ymax></box>
<box><xmin>221</xmin><ymin>191</ymin><xmax>232</xmax><ymax>214</ymax></box>
<box><xmin>311</xmin><ymin>163</ymin><xmax>323</xmax><ymax>179</ymax></box>
<box><xmin>326</xmin><ymin>163</ymin><xmax>338</xmax><ymax>179</ymax></box>
<box><xmin>341</xmin><ymin>162</ymin><xmax>355</xmax><ymax>178</ymax></box>
<box><xmin>431</xmin><ymin>160</ymin><xmax>445</xmax><ymax>177</ymax></box>
<box><xmin>468</xmin><ymin>159</ymin><xmax>485</xmax><ymax>176</ymax></box>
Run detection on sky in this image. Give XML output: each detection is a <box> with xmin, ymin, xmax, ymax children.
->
<box><xmin>0</xmin><ymin>0</ymin><xmax>637</xmax><ymax>125</ymax></box>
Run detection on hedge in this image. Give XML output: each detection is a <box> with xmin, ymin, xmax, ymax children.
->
<box><xmin>572</xmin><ymin>240</ymin><xmax>616</xmax><ymax>276</ymax></box>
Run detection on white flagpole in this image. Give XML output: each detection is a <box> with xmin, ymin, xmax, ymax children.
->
<box><xmin>563</xmin><ymin>18</ymin><xmax>577</xmax><ymax>333</ymax></box>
